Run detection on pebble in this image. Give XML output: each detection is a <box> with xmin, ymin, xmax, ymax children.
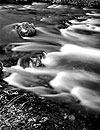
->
<box><xmin>68</xmin><ymin>115</ymin><xmax>75</xmax><ymax>121</ymax></box>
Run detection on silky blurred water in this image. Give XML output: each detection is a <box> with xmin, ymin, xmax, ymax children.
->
<box><xmin>1</xmin><ymin>3</ymin><xmax>100</xmax><ymax>113</ymax></box>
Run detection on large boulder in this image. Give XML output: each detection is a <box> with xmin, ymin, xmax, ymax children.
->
<box><xmin>14</xmin><ymin>22</ymin><xmax>36</xmax><ymax>38</ymax></box>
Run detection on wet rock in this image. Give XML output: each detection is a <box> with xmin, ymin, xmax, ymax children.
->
<box><xmin>14</xmin><ymin>22</ymin><xmax>36</xmax><ymax>38</ymax></box>
<box><xmin>0</xmin><ymin>62</ymin><xmax>3</xmax><ymax>72</ymax></box>
<box><xmin>0</xmin><ymin>61</ymin><xmax>3</xmax><ymax>79</ymax></box>
<box><xmin>5</xmin><ymin>44</ymin><xmax>16</xmax><ymax>53</ymax></box>
<box><xmin>18</xmin><ymin>51</ymin><xmax>46</xmax><ymax>68</ymax></box>
<box><xmin>52</xmin><ymin>0</ymin><xmax>62</xmax><ymax>4</ymax></box>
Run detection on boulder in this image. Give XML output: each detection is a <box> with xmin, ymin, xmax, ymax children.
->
<box><xmin>14</xmin><ymin>22</ymin><xmax>36</xmax><ymax>38</ymax></box>
<box><xmin>18</xmin><ymin>51</ymin><xmax>46</xmax><ymax>68</ymax></box>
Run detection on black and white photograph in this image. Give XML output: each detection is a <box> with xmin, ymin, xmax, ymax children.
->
<box><xmin>0</xmin><ymin>0</ymin><xmax>100</xmax><ymax>130</ymax></box>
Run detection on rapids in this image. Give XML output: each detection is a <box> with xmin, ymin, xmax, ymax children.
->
<box><xmin>1</xmin><ymin>3</ymin><xmax>100</xmax><ymax>113</ymax></box>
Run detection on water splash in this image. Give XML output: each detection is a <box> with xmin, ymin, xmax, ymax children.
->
<box><xmin>3</xmin><ymin>18</ymin><xmax>100</xmax><ymax>112</ymax></box>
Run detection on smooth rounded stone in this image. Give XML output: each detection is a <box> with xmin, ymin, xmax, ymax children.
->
<box><xmin>14</xmin><ymin>22</ymin><xmax>36</xmax><ymax>38</ymax></box>
<box><xmin>18</xmin><ymin>51</ymin><xmax>46</xmax><ymax>68</ymax></box>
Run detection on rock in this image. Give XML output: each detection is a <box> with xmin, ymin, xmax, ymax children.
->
<box><xmin>0</xmin><ymin>45</ymin><xmax>5</xmax><ymax>54</ymax></box>
<box><xmin>14</xmin><ymin>22</ymin><xmax>36</xmax><ymax>38</ymax></box>
<box><xmin>5</xmin><ymin>44</ymin><xmax>15</xmax><ymax>53</ymax></box>
<box><xmin>0</xmin><ymin>61</ymin><xmax>3</xmax><ymax>79</ymax></box>
<box><xmin>0</xmin><ymin>62</ymin><xmax>3</xmax><ymax>72</ymax></box>
<box><xmin>18</xmin><ymin>51</ymin><xmax>46</xmax><ymax>68</ymax></box>
<box><xmin>52</xmin><ymin>0</ymin><xmax>62</xmax><ymax>4</ymax></box>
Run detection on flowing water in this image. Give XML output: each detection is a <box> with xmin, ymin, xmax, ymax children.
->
<box><xmin>1</xmin><ymin>3</ymin><xmax>100</xmax><ymax>114</ymax></box>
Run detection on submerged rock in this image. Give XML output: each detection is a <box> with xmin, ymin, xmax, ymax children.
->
<box><xmin>14</xmin><ymin>22</ymin><xmax>36</xmax><ymax>38</ymax></box>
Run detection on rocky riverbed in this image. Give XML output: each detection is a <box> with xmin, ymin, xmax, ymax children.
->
<box><xmin>0</xmin><ymin>3</ymin><xmax>100</xmax><ymax>130</ymax></box>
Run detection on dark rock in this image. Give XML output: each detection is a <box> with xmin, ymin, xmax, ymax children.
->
<box><xmin>0</xmin><ymin>46</ymin><xmax>5</xmax><ymax>55</ymax></box>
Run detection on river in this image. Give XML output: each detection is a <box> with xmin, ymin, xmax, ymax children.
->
<box><xmin>0</xmin><ymin>2</ymin><xmax>100</xmax><ymax>130</ymax></box>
